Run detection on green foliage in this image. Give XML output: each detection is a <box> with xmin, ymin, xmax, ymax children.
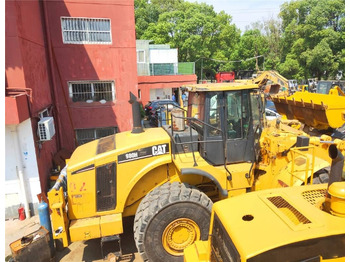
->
<box><xmin>279</xmin><ymin>0</ymin><xmax>345</xmax><ymax>79</ymax></box>
<box><xmin>135</xmin><ymin>0</ymin><xmax>345</xmax><ymax>81</ymax></box>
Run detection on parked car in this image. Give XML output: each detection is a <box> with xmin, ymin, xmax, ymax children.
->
<box><xmin>144</xmin><ymin>99</ymin><xmax>179</xmax><ymax>120</ymax></box>
<box><xmin>265</xmin><ymin>99</ymin><xmax>277</xmax><ymax>112</ymax></box>
<box><xmin>265</xmin><ymin>108</ymin><xmax>281</xmax><ymax>121</ymax></box>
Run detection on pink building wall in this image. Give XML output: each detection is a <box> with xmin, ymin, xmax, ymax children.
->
<box><xmin>5</xmin><ymin>0</ymin><xmax>58</xmax><ymax>192</ymax></box>
<box><xmin>43</xmin><ymin>0</ymin><xmax>138</xmax><ymax>152</ymax></box>
<box><xmin>5</xmin><ymin>0</ymin><xmax>196</xmax><ymax>195</ymax></box>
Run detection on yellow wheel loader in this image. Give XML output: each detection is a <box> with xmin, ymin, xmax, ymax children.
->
<box><xmin>184</xmin><ymin>144</ymin><xmax>345</xmax><ymax>262</ymax></box>
<box><xmin>254</xmin><ymin>71</ymin><xmax>346</xmax><ymax>132</ymax></box>
<box><xmin>48</xmin><ymin>82</ymin><xmax>344</xmax><ymax>262</ymax></box>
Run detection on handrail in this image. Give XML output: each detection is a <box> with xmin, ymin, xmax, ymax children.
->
<box><xmin>290</xmin><ymin>146</ymin><xmax>315</xmax><ymax>185</ymax></box>
<box><xmin>168</xmin><ymin>113</ymin><xmax>232</xmax><ymax>180</ymax></box>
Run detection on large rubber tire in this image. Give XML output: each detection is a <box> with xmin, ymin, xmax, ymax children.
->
<box><xmin>133</xmin><ymin>182</ymin><xmax>213</xmax><ymax>262</ymax></box>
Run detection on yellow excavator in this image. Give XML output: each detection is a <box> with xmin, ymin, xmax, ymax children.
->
<box><xmin>48</xmin><ymin>82</ymin><xmax>344</xmax><ymax>262</ymax></box>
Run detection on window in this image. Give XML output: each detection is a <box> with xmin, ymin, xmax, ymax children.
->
<box><xmin>61</xmin><ymin>17</ymin><xmax>112</xmax><ymax>44</ymax></box>
<box><xmin>75</xmin><ymin>127</ymin><xmax>118</xmax><ymax>145</ymax></box>
<box><xmin>68</xmin><ymin>81</ymin><xmax>115</xmax><ymax>102</ymax></box>
<box><xmin>137</xmin><ymin>50</ymin><xmax>146</xmax><ymax>63</ymax></box>
<box><xmin>226</xmin><ymin>90</ymin><xmax>251</xmax><ymax>139</ymax></box>
<box><xmin>138</xmin><ymin>89</ymin><xmax>141</xmax><ymax>99</ymax></box>
<box><xmin>208</xmin><ymin>92</ymin><xmax>221</xmax><ymax>137</ymax></box>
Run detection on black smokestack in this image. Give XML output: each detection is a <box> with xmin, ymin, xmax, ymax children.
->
<box><xmin>129</xmin><ymin>92</ymin><xmax>144</xmax><ymax>134</ymax></box>
<box><xmin>327</xmin><ymin>144</ymin><xmax>344</xmax><ymax>189</ymax></box>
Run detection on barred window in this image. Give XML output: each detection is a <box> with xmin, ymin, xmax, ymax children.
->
<box><xmin>76</xmin><ymin>127</ymin><xmax>118</xmax><ymax>145</ymax></box>
<box><xmin>68</xmin><ymin>81</ymin><xmax>115</xmax><ymax>102</ymax></box>
<box><xmin>61</xmin><ymin>17</ymin><xmax>112</xmax><ymax>44</ymax></box>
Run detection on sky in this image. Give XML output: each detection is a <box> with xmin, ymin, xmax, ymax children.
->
<box><xmin>186</xmin><ymin>0</ymin><xmax>287</xmax><ymax>32</ymax></box>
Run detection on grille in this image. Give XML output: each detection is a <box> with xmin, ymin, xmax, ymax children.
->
<box><xmin>267</xmin><ymin>196</ymin><xmax>311</xmax><ymax>225</ymax></box>
<box><xmin>211</xmin><ymin>214</ymin><xmax>240</xmax><ymax>262</ymax></box>
<box><xmin>69</xmin><ymin>81</ymin><xmax>114</xmax><ymax>102</ymax></box>
<box><xmin>61</xmin><ymin>17</ymin><xmax>111</xmax><ymax>44</ymax></box>
<box><xmin>96</xmin><ymin>162</ymin><xmax>116</xmax><ymax>212</ymax></box>
<box><xmin>38</xmin><ymin>124</ymin><xmax>47</xmax><ymax>140</ymax></box>
<box><xmin>302</xmin><ymin>189</ymin><xmax>327</xmax><ymax>206</ymax></box>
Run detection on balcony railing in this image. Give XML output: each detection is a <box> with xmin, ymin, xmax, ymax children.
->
<box><xmin>137</xmin><ymin>62</ymin><xmax>195</xmax><ymax>76</ymax></box>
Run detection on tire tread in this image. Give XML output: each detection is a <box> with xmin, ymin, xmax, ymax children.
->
<box><xmin>133</xmin><ymin>182</ymin><xmax>212</xmax><ymax>261</ymax></box>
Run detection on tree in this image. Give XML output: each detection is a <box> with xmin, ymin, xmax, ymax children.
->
<box><xmin>134</xmin><ymin>0</ymin><xmax>345</xmax><ymax>80</ymax></box>
<box><xmin>279</xmin><ymin>0</ymin><xmax>345</xmax><ymax>79</ymax></box>
<box><xmin>135</xmin><ymin>0</ymin><xmax>241</xmax><ymax>78</ymax></box>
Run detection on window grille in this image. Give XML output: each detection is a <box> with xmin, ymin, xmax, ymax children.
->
<box><xmin>75</xmin><ymin>127</ymin><xmax>118</xmax><ymax>145</ymax></box>
<box><xmin>61</xmin><ymin>17</ymin><xmax>112</xmax><ymax>44</ymax></box>
<box><xmin>68</xmin><ymin>81</ymin><xmax>115</xmax><ymax>102</ymax></box>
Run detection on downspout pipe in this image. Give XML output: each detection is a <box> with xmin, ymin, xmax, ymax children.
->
<box><xmin>13</xmin><ymin>127</ymin><xmax>31</xmax><ymax>219</ymax></box>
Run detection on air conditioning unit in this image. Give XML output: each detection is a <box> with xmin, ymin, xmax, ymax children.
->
<box><xmin>38</xmin><ymin>117</ymin><xmax>55</xmax><ymax>141</ymax></box>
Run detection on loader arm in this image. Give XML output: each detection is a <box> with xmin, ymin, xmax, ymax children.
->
<box><xmin>253</xmin><ymin>70</ymin><xmax>289</xmax><ymax>94</ymax></box>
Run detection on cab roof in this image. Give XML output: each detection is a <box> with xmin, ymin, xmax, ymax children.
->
<box><xmin>182</xmin><ymin>80</ymin><xmax>258</xmax><ymax>92</ymax></box>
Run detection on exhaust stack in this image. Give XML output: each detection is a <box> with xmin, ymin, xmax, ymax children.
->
<box><xmin>327</xmin><ymin>144</ymin><xmax>344</xmax><ymax>188</ymax></box>
<box><xmin>129</xmin><ymin>92</ymin><xmax>144</xmax><ymax>134</ymax></box>
<box><xmin>326</xmin><ymin>144</ymin><xmax>345</xmax><ymax>217</ymax></box>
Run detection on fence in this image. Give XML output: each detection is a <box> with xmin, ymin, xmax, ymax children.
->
<box><xmin>137</xmin><ymin>62</ymin><xmax>195</xmax><ymax>76</ymax></box>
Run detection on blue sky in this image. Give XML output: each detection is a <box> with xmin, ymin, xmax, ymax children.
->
<box><xmin>186</xmin><ymin>0</ymin><xmax>288</xmax><ymax>32</ymax></box>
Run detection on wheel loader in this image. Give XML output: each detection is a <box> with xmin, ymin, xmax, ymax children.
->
<box><xmin>47</xmin><ymin>81</ymin><xmax>344</xmax><ymax>262</ymax></box>
<box><xmin>184</xmin><ymin>144</ymin><xmax>345</xmax><ymax>262</ymax></box>
<box><xmin>254</xmin><ymin>71</ymin><xmax>346</xmax><ymax>132</ymax></box>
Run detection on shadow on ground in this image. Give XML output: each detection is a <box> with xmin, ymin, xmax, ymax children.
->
<box><xmin>55</xmin><ymin>216</ymin><xmax>140</xmax><ymax>262</ymax></box>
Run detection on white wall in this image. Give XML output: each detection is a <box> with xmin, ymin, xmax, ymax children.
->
<box><xmin>150</xmin><ymin>88</ymin><xmax>172</xmax><ymax>101</ymax></box>
<box><xmin>5</xmin><ymin>119</ymin><xmax>40</xmax><ymax>217</ymax></box>
<box><xmin>150</xmin><ymin>49</ymin><xmax>178</xmax><ymax>64</ymax></box>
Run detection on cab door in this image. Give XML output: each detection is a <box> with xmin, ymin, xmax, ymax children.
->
<box><xmin>225</xmin><ymin>90</ymin><xmax>258</xmax><ymax>163</ymax></box>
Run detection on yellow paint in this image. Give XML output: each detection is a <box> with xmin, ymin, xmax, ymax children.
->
<box><xmin>184</xmin><ymin>183</ymin><xmax>345</xmax><ymax>262</ymax></box>
<box><xmin>48</xmin><ymin>187</ymin><xmax>69</xmax><ymax>247</ymax></box>
<box><xmin>69</xmin><ymin>217</ymin><xmax>101</xmax><ymax>242</ymax></box>
<box><xmin>183</xmin><ymin>241</ymin><xmax>209</xmax><ymax>262</ymax></box>
<box><xmin>162</xmin><ymin>218</ymin><xmax>201</xmax><ymax>256</ymax></box>
<box><xmin>100</xmin><ymin>213</ymin><xmax>123</xmax><ymax>236</ymax></box>
<box><xmin>272</xmin><ymin>91</ymin><xmax>345</xmax><ymax>130</ymax></box>
<box><xmin>328</xmin><ymin>182</ymin><xmax>345</xmax><ymax>217</ymax></box>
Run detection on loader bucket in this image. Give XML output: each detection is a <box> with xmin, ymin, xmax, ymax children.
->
<box><xmin>272</xmin><ymin>92</ymin><xmax>345</xmax><ymax>130</ymax></box>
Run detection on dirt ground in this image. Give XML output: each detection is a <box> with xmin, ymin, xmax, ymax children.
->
<box><xmin>5</xmin><ymin>215</ymin><xmax>142</xmax><ymax>262</ymax></box>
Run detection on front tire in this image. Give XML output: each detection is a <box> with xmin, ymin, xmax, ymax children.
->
<box><xmin>133</xmin><ymin>182</ymin><xmax>212</xmax><ymax>262</ymax></box>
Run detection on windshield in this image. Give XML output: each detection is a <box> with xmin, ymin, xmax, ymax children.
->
<box><xmin>316</xmin><ymin>82</ymin><xmax>332</xmax><ymax>94</ymax></box>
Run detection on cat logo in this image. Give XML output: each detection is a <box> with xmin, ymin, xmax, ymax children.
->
<box><xmin>152</xmin><ymin>144</ymin><xmax>167</xmax><ymax>156</ymax></box>
<box><xmin>118</xmin><ymin>143</ymin><xmax>169</xmax><ymax>164</ymax></box>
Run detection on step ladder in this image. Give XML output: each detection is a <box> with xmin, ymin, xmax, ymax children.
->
<box><xmin>101</xmin><ymin>235</ymin><xmax>122</xmax><ymax>260</ymax></box>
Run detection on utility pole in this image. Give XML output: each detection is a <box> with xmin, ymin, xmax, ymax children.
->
<box><xmin>201</xmin><ymin>58</ymin><xmax>203</xmax><ymax>82</ymax></box>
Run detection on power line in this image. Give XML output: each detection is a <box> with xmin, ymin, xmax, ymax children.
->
<box><xmin>195</xmin><ymin>55</ymin><xmax>264</xmax><ymax>63</ymax></box>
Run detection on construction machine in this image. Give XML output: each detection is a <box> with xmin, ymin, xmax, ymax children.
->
<box><xmin>48</xmin><ymin>82</ymin><xmax>344</xmax><ymax>262</ymax></box>
<box><xmin>253</xmin><ymin>70</ymin><xmax>289</xmax><ymax>94</ymax></box>
<box><xmin>252</xmin><ymin>71</ymin><xmax>345</xmax><ymax>132</ymax></box>
<box><xmin>271</xmin><ymin>80</ymin><xmax>345</xmax><ymax>131</ymax></box>
<box><xmin>184</xmin><ymin>144</ymin><xmax>345</xmax><ymax>262</ymax></box>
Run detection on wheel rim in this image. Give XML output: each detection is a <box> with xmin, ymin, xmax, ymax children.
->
<box><xmin>162</xmin><ymin>218</ymin><xmax>200</xmax><ymax>256</ymax></box>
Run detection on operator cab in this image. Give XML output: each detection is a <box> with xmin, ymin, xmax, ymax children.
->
<box><xmin>185</xmin><ymin>83</ymin><xmax>263</xmax><ymax>166</ymax></box>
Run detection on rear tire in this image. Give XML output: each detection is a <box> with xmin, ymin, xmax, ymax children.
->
<box><xmin>133</xmin><ymin>182</ymin><xmax>212</xmax><ymax>262</ymax></box>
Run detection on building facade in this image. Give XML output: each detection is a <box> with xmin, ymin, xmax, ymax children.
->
<box><xmin>5</xmin><ymin>0</ymin><xmax>196</xmax><ymax>219</ymax></box>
